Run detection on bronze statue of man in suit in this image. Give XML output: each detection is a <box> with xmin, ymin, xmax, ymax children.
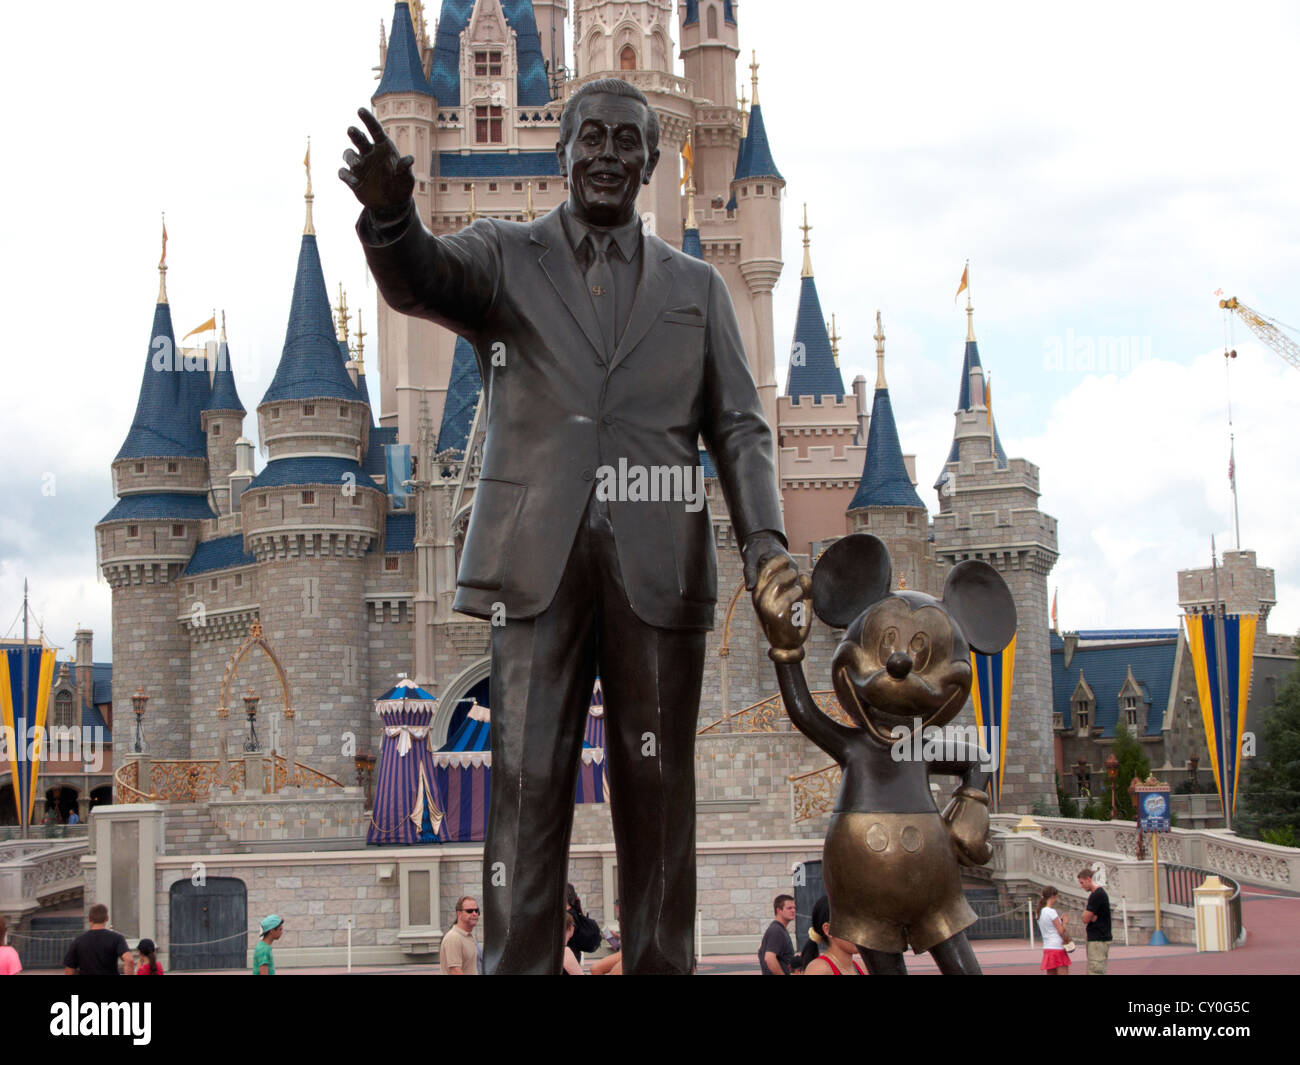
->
<box><xmin>341</xmin><ymin>79</ymin><xmax>798</xmax><ymax>974</ymax></box>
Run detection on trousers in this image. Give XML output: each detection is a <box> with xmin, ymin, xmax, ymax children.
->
<box><xmin>482</xmin><ymin>492</ymin><xmax>706</xmax><ymax>974</ymax></box>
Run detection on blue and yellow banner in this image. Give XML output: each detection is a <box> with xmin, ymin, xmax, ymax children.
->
<box><xmin>971</xmin><ymin>633</ymin><xmax>1016</xmax><ymax>803</ymax></box>
<box><xmin>1183</xmin><ymin>612</ymin><xmax>1256</xmax><ymax>817</ymax></box>
<box><xmin>0</xmin><ymin>645</ymin><xmax>57</xmax><ymax>828</ymax></box>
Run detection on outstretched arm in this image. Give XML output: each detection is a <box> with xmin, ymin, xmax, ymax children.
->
<box><xmin>341</xmin><ymin>108</ymin><xmax>500</xmax><ymax>333</ymax></box>
<box><xmin>774</xmin><ymin>660</ymin><xmax>854</xmax><ymax>762</ymax></box>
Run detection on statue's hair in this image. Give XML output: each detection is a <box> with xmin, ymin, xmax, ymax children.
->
<box><xmin>559</xmin><ymin>78</ymin><xmax>660</xmax><ymax>156</ymax></box>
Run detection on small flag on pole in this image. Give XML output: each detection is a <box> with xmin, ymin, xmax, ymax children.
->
<box><xmin>954</xmin><ymin>263</ymin><xmax>969</xmax><ymax>304</ymax></box>
<box><xmin>985</xmin><ymin>374</ymin><xmax>994</xmax><ymax>429</ymax></box>
<box><xmin>679</xmin><ymin>137</ymin><xmax>694</xmax><ymax>189</ymax></box>
<box><xmin>1051</xmin><ymin>589</ymin><xmax>1058</xmax><ymax>633</ymax></box>
<box><xmin>183</xmin><ymin>316</ymin><xmax>217</xmax><ymax>340</ymax></box>
<box><xmin>1228</xmin><ymin>442</ymin><xmax>1235</xmax><ymax>489</ymax></box>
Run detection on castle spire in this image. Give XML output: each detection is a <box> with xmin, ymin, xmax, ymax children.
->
<box><xmin>303</xmin><ymin>139</ymin><xmax>315</xmax><ymax>236</ymax></box>
<box><xmin>750</xmin><ymin>50</ymin><xmax>760</xmax><ymax>107</ymax></box>
<box><xmin>786</xmin><ymin>243</ymin><xmax>844</xmax><ymax>400</ymax></box>
<box><xmin>376</xmin><ymin>3</ymin><xmax>435</xmax><ymax>98</ymax></box>
<box><xmin>937</xmin><ymin>282</ymin><xmax>1008</xmax><ymax>483</ymax></box>
<box><xmin>874</xmin><ymin>310</ymin><xmax>887</xmax><ymax>389</ymax></box>
<box><xmin>335</xmin><ymin>283</ymin><xmax>351</xmax><ymax>344</ymax></box>
<box><xmin>738</xmin><ymin>84</ymin><xmax>749</xmax><ymax>137</ymax></box>
<box><xmin>828</xmin><ymin>314</ymin><xmax>841</xmax><ymax>365</ymax></box>
<box><xmin>204</xmin><ymin>311</ymin><xmax>246</xmax><ymax>416</ymax></box>
<box><xmin>157</xmin><ymin>213</ymin><xmax>168</xmax><ymax>304</ymax></box>
<box><xmin>966</xmin><ymin>262</ymin><xmax>976</xmax><ymax>342</ymax></box>
<box><xmin>800</xmin><ymin>203</ymin><xmax>813</xmax><ymax>279</ymax></box>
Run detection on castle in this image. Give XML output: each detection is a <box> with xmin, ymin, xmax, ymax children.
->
<box><xmin>95</xmin><ymin>0</ymin><xmax>1063</xmax><ymax>817</ymax></box>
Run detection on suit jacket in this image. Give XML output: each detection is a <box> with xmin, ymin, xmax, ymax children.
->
<box><xmin>358</xmin><ymin>204</ymin><xmax>784</xmax><ymax>631</ymax></box>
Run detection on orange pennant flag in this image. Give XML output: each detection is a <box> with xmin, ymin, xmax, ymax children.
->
<box><xmin>183</xmin><ymin>316</ymin><xmax>217</xmax><ymax>340</ymax></box>
<box><xmin>680</xmin><ymin>138</ymin><xmax>694</xmax><ymax>189</ymax></box>
<box><xmin>954</xmin><ymin>264</ymin><xmax>968</xmax><ymax>304</ymax></box>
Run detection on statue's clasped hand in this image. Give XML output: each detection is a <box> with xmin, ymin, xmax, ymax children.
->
<box><xmin>753</xmin><ymin>554</ymin><xmax>812</xmax><ymax>665</ymax></box>
<box><xmin>338</xmin><ymin>108</ymin><xmax>416</xmax><ymax>221</ymax></box>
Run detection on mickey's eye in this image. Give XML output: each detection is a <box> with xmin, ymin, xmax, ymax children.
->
<box><xmin>878</xmin><ymin>626</ymin><xmax>899</xmax><ymax>663</ymax></box>
<box><xmin>909</xmin><ymin>632</ymin><xmax>931</xmax><ymax>672</ymax></box>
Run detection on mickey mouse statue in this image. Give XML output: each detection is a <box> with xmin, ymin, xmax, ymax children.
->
<box><xmin>754</xmin><ymin>533</ymin><xmax>1016</xmax><ymax>975</ymax></box>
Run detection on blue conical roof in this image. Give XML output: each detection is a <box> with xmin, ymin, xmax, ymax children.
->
<box><xmin>850</xmin><ymin>387</ymin><xmax>924</xmax><ymax>510</ymax></box>
<box><xmin>785</xmin><ymin>275</ymin><xmax>844</xmax><ymax>400</ymax></box>
<box><xmin>437</xmin><ymin>336</ymin><xmax>482</xmax><ymax>455</ymax></box>
<box><xmin>682</xmin><ymin>223</ymin><xmax>704</xmax><ymax>260</ymax></box>
<box><xmin>430</xmin><ymin>1</ymin><xmax>551</xmax><ymax>107</ymax></box>
<box><xmin>375</xmin><ymin>3</ymin><xmax>435</xmax><ymax>98</ymax></box>
<box><xmin>203</xmin><ymin>340</ymin><xmax>245</xmax><ymax>414</ymax></box>
<box><xmin>725</xmin><ymin>132</ymin><xmax>746</xmax><ymax>211</ymax></box>
<box><xmin>115</xmin><ymin>301</ymin><xmax>209</xmax><ymax>460</ymax></box>
<box><xmin>734</xmin><ymin>104</ymin><xmax>782</xmax><ymax>181</ymax></box>
<box><xmin>261</xmin><ymin>234</ymin><xmax>360</xmax><ymax>405</ymax></box>
<box><xmin>942</xmin><ymin>338</ymin><xmax>1008</xmax><ymax>469</ymax></box>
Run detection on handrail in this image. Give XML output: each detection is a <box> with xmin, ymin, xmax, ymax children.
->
<box><xmin>1165</xmin><ymin>863</ymin><xmax>1245</xmax><ymax>947</ymax></box>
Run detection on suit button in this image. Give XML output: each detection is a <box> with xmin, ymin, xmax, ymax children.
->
<box><xmin>582</xmin><ymin>468</ymin><xmax>595</xmax><ymax>481</ymax></box>
<box><xmin>600</xmin><ymin>415</ymin><xmax>614</xmax><ymax>427</ymax></box>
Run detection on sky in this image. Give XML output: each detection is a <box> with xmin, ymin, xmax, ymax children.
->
<box><xmin>2</xmin><ymin>0</ymin><xmax>1299</xmax><ymax>660</ymax></box>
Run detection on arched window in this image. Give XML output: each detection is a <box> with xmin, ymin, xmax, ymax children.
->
<box><xmin>620</xmin><ymin>45</ymin><xmax>637</xmax><ymax>70</ymax></box>
<box><xmin>55</xmin><ymin>691</ymin><xmax>74</xmax><ymax>729</ymax></box>
<box><xmin>707</xmin><ymin>4</ymin><xmax>719</xmax><ymax>37</ymax></box>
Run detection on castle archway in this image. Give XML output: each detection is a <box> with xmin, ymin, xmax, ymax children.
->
<box><xmin>216</xmin><ymin>620</ymin><xmax>297</xmax><ymax>784</ymax></box>
<box><xmin>435</xmin><ymin>657</ymin><xmax>491</xmax><ymax>747</ymax></box>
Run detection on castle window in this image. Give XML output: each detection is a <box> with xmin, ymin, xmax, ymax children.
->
<box><xmin>127</xmin><ymin>524</ymin><xmax>139</xmax><ymax>538</ymax></box>
<box><xmin>464</xmin><ymin>183</ymin><xmax>473</xmax><ymax>192</ymax></box>
<box><xmin>488</xmin><ymin>182</ymin><xmax>498</xmax><ymax>193</ymax></box>
<box><xmin>210</xmin><ymin>579</ymin><xmax>218</xmax><ymax>591</ymax></box>
<box><xmin>303</xmin><ymin>403</ymin><xmax>315</xmax><ymax>417</ymax></box>
<box><xmin>212</xmin><ymin>423</ymin><xmax>221</xmax><ymax>437</ymax></box>
<box><xmin>514</xmin><ymin>182</ymin><xmax>523</xmax><ymax>191</ymax></box>
<box><xmin>134</xmin><ymin>463</ymin><xmax>144</xmax><ymax>474</ymax></box>
<box><xmin>186</xmin><ymin>582</ymin><xmax>193</xmax><ymax>594</ymax></box>
<box><xmin>172</xmin><ymin>524</ymin><xmax>185</xmax><ymax>538</ymax></box>
<box><xmin>742</xmin><ymin>185</ymin><xmax>748</xmax><ymax>197</ymax></box>
<box><xmin>1076</xmin><ymin>706</ymin><xmax>1089</xmax><ymax>730</ymax></box>
<box><xmin>167</xmin><ymin>462</ymin><xmax>178</xmax><ymax>473</ymax></box>
<box><xmin>620</xmin><ymin>45</ymin><xmax>637</xmax><ymax>70</ymax></box>
<box><xmin>235</xmin><ymin>574</ymin><xmax>243</xmax><ymax>588</ymax></box>
<box><xmin>475</xmin><ymin>105</ymin><xmax>504</xmax><ymax>144</ymax></box>
<box><xmin>271</xmin><ymin>407</ymin><xmax>280</xmax><ymax>420</ymax></box>
<box><xmin>538</xmin><ymin>181</ymin><xmax>548</xmax><ymax>192</ymax></box>
<box><xmin>258</xmin><ymin>495</ymin><xmax>268</xmax><ymax>509</ymax></box>
<box><xmin>906</xmin><ymin>511</ymin><xmax>916</xmax><ymax>524</ymax></box>
<box><xmin>54</xmin><ymin>691</ymin><xmax>74</xmax><ymax>729</ymax></box>
<box><xmin>301</xmin><ymin>491</ymin><xmax>316</xmax><ymax>506</ymax></box>
<box><xmin>439</xmin><ymin>183</ymin><xmax>448</xmax><ymax>192</ymax></box>
<box><xmin>385</xmin><ymin>557</ymin><xmax>400</xmax><ymax>572</ymax></box>
<box><xmin>1126</xmin><ymin>707</ymin><xmax>1138</xmax><ymax>727</ymax></box>
<box><xmin>474</xmin><ymin>50</ymin><xmax>503</xmax><ymax>76</ymax></box>
<box><xmin>756</xmin><ymin>184</ymin><xmax>764</xmax><ymax>195</ymax></box>
<box><xmin>340</xmin><ymin>406</ymin><xmax>349</xmax><ymax>418</ymax></box>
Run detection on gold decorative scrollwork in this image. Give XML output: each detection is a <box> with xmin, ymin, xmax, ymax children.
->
<box><xmin>699</xmin><ymin>691</ymin><xmax>853</xmax><ymax>734</ymax></box>
<box><xmin>789</xmin><ymin>762</ymin><xmax>841</xmax><ymax>822</ymax></box>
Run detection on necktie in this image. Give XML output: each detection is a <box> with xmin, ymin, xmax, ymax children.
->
<box><xmin>585</xmin><ymin>232</ymin><xmax>616</xmax><ymax>359</ymax></box>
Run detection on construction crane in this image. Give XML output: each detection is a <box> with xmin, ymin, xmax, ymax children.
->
<box><xmin>1218</xmin><ymin>296</ymin><xmax>1300</xmax><ymax>370</ymax></box>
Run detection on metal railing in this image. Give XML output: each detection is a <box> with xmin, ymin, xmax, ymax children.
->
<box><xmin>1164</xmin><ymin>863</ymin><xmax>1244</xmax><ymax>947</ymax></box>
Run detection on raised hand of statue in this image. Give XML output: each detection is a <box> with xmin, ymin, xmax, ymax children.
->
<box><xmin>339</xmin><ymin>108</ymin><xmax>415</xmax><ymax>221</ymax></box>
<box><xmin>753</xmin><ymin>555</ymin><xmax>812</xmax><ymax>664</ymax></box>
<box><xmin>941</xmin><ymin>785</ymin><xmax>993</xmax><ymax>867</ymax></box>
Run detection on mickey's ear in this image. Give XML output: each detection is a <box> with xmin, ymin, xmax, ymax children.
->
<box><xmin>942</xmin><ymin>561</ymin><xmax>1017</xmax><ymax>654</ymax></box>
<box><xmin>812</xmin><ymin>534</ymin><xmax>892</xmax><ymax>629</ymax></box>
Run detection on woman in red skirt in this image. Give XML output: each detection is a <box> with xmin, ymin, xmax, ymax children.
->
<box><xmin>1036</xmin><ymin>886</ymin><xmax>1072</xmax><ymax>974</ymax></box>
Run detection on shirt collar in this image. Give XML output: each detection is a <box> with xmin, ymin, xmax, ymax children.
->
<box><xmin>560</xmin><ymin>203</ymin><xmax>642</xmax><ymax>262</ymax></box>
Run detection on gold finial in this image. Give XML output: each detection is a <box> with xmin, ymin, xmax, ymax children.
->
<box><xmin>220</xmin><ymin>309</ymin><xmax>227</xmax><ymax>343</ymax></box>
<box><xmin>411</xmin><ymin>0</ymin><xmax>428</xmax><ymax>49</ymax></box>
<box><xmin>799</xmin><ymin>203</ymin><xmax>813</xmax><ymax>279</ymax></box>
<box><xmin>469</xmin><ymin>182</ymin><xmax>478</xmax><ymax>221</ymax></box>
<box><xmin>875</xmin><ymin>310</ymin><xmax>887</xmax><ymax>389</ymax></box>
<box><xmin>354</xmin><ymin>307</ymin><xmax>366</xmax><ymax>373</ymax></box>
<box><xmin>750</xmin><ymin>51</ymin><xmax>760</xmax><ymax>107</ymax></box>
<box><xmin>335</xmin><ymin>283</ymin><xmax>350</xmax><ymax>343</ymax></box>
<box><xmin>303</xmin><ymin>138</ymin><xmax>316</xmax><ymax>235</ymax></box>
<box><xmin>686</xmin><ymin>177</ymin><xmax>698</xmax><ymax>231</ymax></box>
<box><xmin>738</xmin><ymin>84</ymin><xmax>749</xmax><ymax>138</ymax></box>
<box><xmin>525</xmin><ymin>179</ymin><xmax>536</xmax><ymax>221</ymax></box>
<box><xmin>827</xmin><ymin>313</ymin><xmax>841</xmax><ymax>365</ymax></box>
<box><xmin>157</xmin><ymin>212</ymin><xmax>168</xmax><ymax>304</ymax></box>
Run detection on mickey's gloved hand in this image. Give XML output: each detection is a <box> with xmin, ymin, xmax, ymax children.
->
<box><xmin>942</xmin><ymin>785</ymin><xmax>992</xmax><ymax>867</ymax></box>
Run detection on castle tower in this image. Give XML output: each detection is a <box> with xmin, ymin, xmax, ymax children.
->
<box><xmin>201</xmin><ymin>314</ymin><xmax>246</xmax><ymax>519</ymax></box>
<box><xmin>680</xmin><ymin>0</ymin><xmax>739</xmax><ymax>205</ymax></box>
<box><xmin>96</xmin><ymin>231</ymin><xmax>215</xmax><ymax>759</ymax></box>
<box><xmin>574</xmin><ymin>0</ymin><xmax>674</xmax><ymax>75</ymax></box>
<box><xmin>533</xmin><ymin>0</ymin><xmax>569</xmax><ymax>84</ymax></box>
<box><xmin>241</xmin><ymin>172</ymin><xmax>386</xmax><ymax>782</ymax></box>
<box><xmin>732</xmin><ymin>54</ymin><xmax>785</xmax><ymax>452</ymax></box>
<box><xmin>846</xmin><ymin>313</ymin><xmax>939</xmax><ymax>595</ymax></box>
<box><xmin>931</xmin><ymin>294</ymin><xmax>1059</xmax><ymax>812</ymax></box>
<box><xmin>775</xmin><ymin>206</ymin><xmax>862</xmax><ymax>555</ymax></box>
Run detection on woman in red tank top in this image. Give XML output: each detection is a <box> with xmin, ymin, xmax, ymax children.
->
<box><xmin>796</xmin><ymin>896</ymin><xmax>865</xmax><ymax>976</ymax></box>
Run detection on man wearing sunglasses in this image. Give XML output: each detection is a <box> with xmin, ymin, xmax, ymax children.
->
<box><xmin>440</xmin><ymin>896</ymin><xmax>481</xmax><ymax>975</ymax></box>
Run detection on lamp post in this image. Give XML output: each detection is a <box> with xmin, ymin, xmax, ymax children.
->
<box><xmin>1188</xmin><ymin>755</ymin><xmax>1199</xmax><ymax>791</ymax></box>
<box><xmin>243</xmin><ymin>689</ymin><xmax>261</xmax><ymax>753</ymax></box>
<box><xmin>131</xmin><ymin>686</ymin><xmax>148</xmax><ymax>754</ymax></box>
<box><xmin>1074</xmin><ymin>757</ymin><xmax>1090</xmax><ymax>799</ymax></box>
<box><xmin>1105</xmin><ymin>752</ymin><xmax>1119</xmax><ymax>820</ymax></box>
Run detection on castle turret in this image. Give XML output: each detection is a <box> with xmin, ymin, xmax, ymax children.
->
<box><xmin>932</xmin><ymin>294</ymin><xmax>1059</xmax><ymax>812</ymax></box>
<box><xmin>201</xmin><ymin>312</ymin><xmax>247</xmax><ymax>518</ymax></box>
<box><xmin>97</xmin><ymin>228</ymin><xmax>215</xmax><ymax>759</ymax></box>
<box><xmin>846</xmin><ymin>314</ymin><xmax>938</xmax><ymax>595</ymax></box>
<box><xmin>533</xmin><ymin>0</ymin><xmax>569</xmax><ymax>85</ymax></box>
<box><xmin>680</xmin><ymin>0</ymin><xmax>739</xmax><ymax>207</ymax></box>
<box><xmin>242</xmin><ymin>165</ymin><xmax>386</xmax><ymax>781</ymax></box>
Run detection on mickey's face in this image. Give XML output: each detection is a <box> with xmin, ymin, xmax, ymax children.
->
<box><xmin>831</xmin><ymin>591</ymin><xmax>973</xmax><ymax>743</ymax></box>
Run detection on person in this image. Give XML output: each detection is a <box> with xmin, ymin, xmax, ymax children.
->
<box><xmin>63</xmin><ymin>903</ymin><xmax>134</xmax><ymax>975</ymax></box>
<box><xmin>1036</xmin><ymin>887</ymin><xmax>1071</xmax><ymax>975</ymax></box>
<box><xmin>797</xmin><ymin>896</ymin><xmax>864</xmax><ymax>976</ymax></box>
<box><xmin>253</xmin><ymin>914</ymin><xmax>283</xmax><ymax>975</ymax></box>
<box><xmin>565</xmin><ymin>883</ymin><xmax>601</xmax><ymax>965</ymax></box>
<box><xmin>136</xmin><ymin>938</ymin><xmax>163</xmax><ymax>975</ymax></box>
<box><xmin>0</xmin><ymin>916</ymin><xmax>21</xmax><ymax>975</ymax></box>
<box><xmin>439</xmin><ymin>896</ymin><xmax>480</xmax><ymax>975</ymax></box>
<box><xmin>758</xmin><ymin>895</ymin><xmax>797</xmax><ymax>975</ymax></box>
<box><xmin>67</xmin><ymin>809</ymin><xmax>80</xmax><ymax>826</ymax></box>
<box><xmin>1078</xmin><ymin>867</ymin><xmax>1113</xmax><ymax>974</ymax></box>
<box><xmin>342</xmin><ymin>77</ymin><xmax>794</xmax><ymax>975</ymax></box>
<box><xmin>561</xmin><ymin>914</ymin><xmax>585</xmax><ymax>975</ymax></box>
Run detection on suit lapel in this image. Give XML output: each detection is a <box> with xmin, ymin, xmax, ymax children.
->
<box><xmin>609</xmin><ymin>236</ymin><xmax>675</xmax><ymax>374</ymax></box>
<box><xmin>532</xmin><ymin>209</ymin><xmax>607</xmax><ymax>361</ymax></box>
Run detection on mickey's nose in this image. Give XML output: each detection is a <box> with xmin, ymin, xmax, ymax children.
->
<box><xmin>886</xmin><ymin>651</ymin><xmax>913</xmax><ymax>679</ymax></box>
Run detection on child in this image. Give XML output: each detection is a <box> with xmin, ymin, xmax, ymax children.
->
<box><xmin>136</xmin><ymin>937</ymin><xmax>164</xmax><ymax>975</ymax></box>
<box><xmin>253</xmin><ymin>915</ymin><xmax>284</xmax><ymax>975</ymax></box>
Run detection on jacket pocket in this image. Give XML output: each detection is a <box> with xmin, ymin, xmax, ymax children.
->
<box><xmin>458</xmin><ymin>479</ymin><xmax>527</xmax><ymax>590</ymax></box>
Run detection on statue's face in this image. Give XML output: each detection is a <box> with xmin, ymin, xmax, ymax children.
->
<box><xmin>830</xmin><ymin>593</ymin><xmax>974</xmax><ymax>742</ymax></box>
<box><xmin>558</xmin><ymin>93</ymin><xmax>660</xmax><ymax>227</ymax></box>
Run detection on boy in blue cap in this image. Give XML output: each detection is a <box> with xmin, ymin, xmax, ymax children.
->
<box><xmin>253</xmin><ymin>915</ymin><xmax>283</xmax><ymax>975</ymax></box>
